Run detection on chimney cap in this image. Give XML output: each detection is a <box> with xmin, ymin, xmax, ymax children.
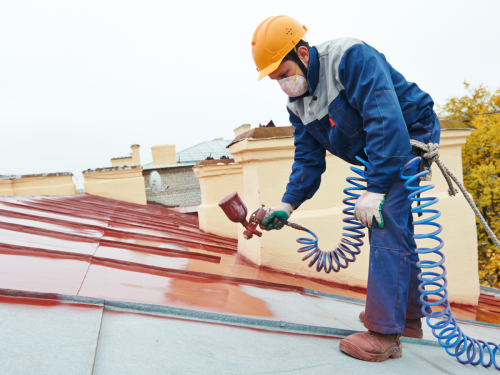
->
<box><xmin>151</xmin><ymin>144</ymin><xmax>175</xmax><ymax>149</ymax></box>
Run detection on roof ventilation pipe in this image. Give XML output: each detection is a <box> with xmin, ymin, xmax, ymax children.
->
<box><xmin>131</xmin><ymin>144</ymin><xmax>141</xmax><ymax>166</ymax></box>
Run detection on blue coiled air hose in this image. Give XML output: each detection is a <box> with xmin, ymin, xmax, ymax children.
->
<box><xmin>296</xmin><ymin>155</ymin><xmax>369</xmax><ymax>273</ymax></box>
<box><xmin>400</xmin><ymin>156</ymin><xmax>500</xmax><ymax>369</ymax></box>
<box><xmin>294</xmin><ymin>154</ymin><xmax>500</xmax><ymax>369</ymax></box>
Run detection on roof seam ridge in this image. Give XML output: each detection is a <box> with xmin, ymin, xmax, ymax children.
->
<box><xmin>103</xmin><ymin>300</ymin><xmax>442</xmax><ymax>347</ymax></box>
<box><xmin>2</xmin><ymin>287</ymin><xmax>497</xmax><ymax>340</ymax></box>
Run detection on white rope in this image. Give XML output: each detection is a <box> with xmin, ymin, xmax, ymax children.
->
<box><xmin>410</xmin><ymin>140</ymin><xmax>500</xmax><ymax>251</ymax></box>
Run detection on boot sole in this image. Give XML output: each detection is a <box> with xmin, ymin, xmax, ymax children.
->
<box><xmin>359</xmin><ymin>313</ymin><xmax>423</xmax><ymax>339</ymax></box>
<box><xmin>339</xmin><ymin>340</ymin><xmax>403</xmax><ymax>362</ymax></box>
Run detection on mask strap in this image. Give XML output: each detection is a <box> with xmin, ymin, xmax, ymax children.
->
<box><xmin>292</xmin><ymin>63</ymin><xmax>307</xmax><ymax>88</ymax></box>
<box><xmin>291</xmin><ymin>47</ymin><xmax>309</xmax><ymax>85</ymax></box>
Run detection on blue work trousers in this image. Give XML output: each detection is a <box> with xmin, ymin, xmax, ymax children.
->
<box><xmin>364</xmin><ymin>153</ymin><xmax>426</xmax><ymax>334</ymax></box>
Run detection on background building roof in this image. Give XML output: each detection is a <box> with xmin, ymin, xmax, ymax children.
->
<box><xmin>176</xmin><ymin>140</ymin><xmax>233</xmax><ymax>164</ymax></box>
<box><xmin>142</xmin><ymin>140</ymin><xmax>234</xmax><ymax>169</ymax></box>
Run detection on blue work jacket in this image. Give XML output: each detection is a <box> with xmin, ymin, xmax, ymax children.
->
<box><xmin>282</xmin><ymin>38</ymin><xmax>440</xmax><ymax>208</ymax></box>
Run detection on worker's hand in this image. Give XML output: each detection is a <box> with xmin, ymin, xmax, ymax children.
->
<box><xmin>354</xmin><ymin>192</ymin><xmax>385</xmax><ymax>230</ymax></box>
<box><xmin>262</xmin><ymin>202</ymin><xmax>294</xmax><ymax>231</ymax></box>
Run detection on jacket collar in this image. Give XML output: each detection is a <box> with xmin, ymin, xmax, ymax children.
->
<box><xmin>289</xmin><ymin>46</ymin><xmax>319</xmax><ymax>103</ymax></box>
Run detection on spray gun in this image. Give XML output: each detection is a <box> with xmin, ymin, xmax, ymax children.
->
<box><xmin>218</xmin><ymin>192</ymin><xmax>306</xmax><ymax>240</ymax></box>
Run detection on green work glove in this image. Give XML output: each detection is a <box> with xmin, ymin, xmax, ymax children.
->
<box><xmin>354</xmin><ymin>192</ymin><xmax>385</xmax><ymax>230</ymax></box>
<box><xmin>261</xmin><ymin>202</ymin><xmax>294</xmax><ymax>231</ymax></box>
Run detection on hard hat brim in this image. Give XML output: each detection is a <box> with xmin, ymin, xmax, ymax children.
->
<box><xmin>257</xmin><ymin>59</ymin><xmax>283</xmax><ymax>81</ymax></box>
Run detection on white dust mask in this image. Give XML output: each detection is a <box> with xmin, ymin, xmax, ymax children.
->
<box><xmin>278</xmin><ymin>63</ymin><xmax>308</xmax><ymax>97</ymax></box>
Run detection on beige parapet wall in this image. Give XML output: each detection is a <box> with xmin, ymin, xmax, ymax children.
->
<box><xmin>194</xmin><ymin>159</ymin><xmax>243</xmax><ymax>239</ymax></box>
<box><xmin>0</xmin><ymin>173</ymin><xmax>76</xmax><ymax>196</ymax></box>
<box><xmin>111</xmin><ymin>144</ymin><xmax>141</xmax><ymax>167</ymax></box>
<box><xmin>228</xmin><ymin>125</ymin><xmax>479</xmax><ymax>306</ymax></box>
<box><xmin>0</xmin><ymin>179</ymin><xmax>15</xmax><ymax>196</ymax></box>
<box><xmin>111</xmin><ymin>157</ymin><xmax>133</xmax><ymax>167</ymax></box>
<box><xmin>83</xmin><ymin>166</ymin><xmax>147</xmax><ymax>205</ymax></box>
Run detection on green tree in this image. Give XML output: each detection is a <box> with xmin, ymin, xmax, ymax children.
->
<box><xmin>438</xmin><ymin>82</ymin><xmax>500</xmax><ymax>288</ymax></box>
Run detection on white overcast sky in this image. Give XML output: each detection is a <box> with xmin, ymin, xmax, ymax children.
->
<box><xmin>1</xmin><ymin>0</ymin><xmax>499</xmax><ymax>189</ymax></box>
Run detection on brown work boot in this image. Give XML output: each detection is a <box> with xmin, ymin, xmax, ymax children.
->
<box><xmin>339</xmin><ymin>331</ymin><xmax>402</xmax><ymax>362</ymax></box>
<box><xmin>359</xmin><ymin>310</ymin><xmax>423</xmax><ymax>339</ymax></box>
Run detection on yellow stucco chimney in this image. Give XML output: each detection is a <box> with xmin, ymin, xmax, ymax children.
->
<box><xmin>151</xmin><ymin>145</ymin><xmax>176</xmax><ymax>165</ymax></box>
<box><xmin>131</xmin><ymin>144</ymin><xmax>141</xmax><ymax>166</ymax></box>
<box><xmin>234</xmin><ymin>124</ymin><xmax>251</xmax><ymax>138</ymax></box>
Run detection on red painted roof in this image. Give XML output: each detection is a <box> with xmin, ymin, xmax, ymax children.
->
<box><xmin>0</xmin><ymin>194</ymin><xmax>496</xmax><ymax>323</ymax></box>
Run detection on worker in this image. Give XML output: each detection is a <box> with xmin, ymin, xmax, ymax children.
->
<box><xmin>252</xmin><ymin>16</ymin><xmax>440</xmax><ymax>362</ymax></box>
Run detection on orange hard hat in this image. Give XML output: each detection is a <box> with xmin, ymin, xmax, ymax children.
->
<box><xmin>252</xmin><ymin>16</ymin><xmax>308</xmax><ymax>81</ymax></box>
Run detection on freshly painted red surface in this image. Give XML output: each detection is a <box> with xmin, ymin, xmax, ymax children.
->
<box><xmin>0</xmin><ymin>295</ymin><xmax>102</xmax><ymax>309</ymax></box>
<box><xmin>0</xmin><ymin>201</ymin><xmax>109</xmax><ymax>227</ymax></box>
<box><xmin>94</xmin><ymin>246</ymin><xmax>192</xmax><ymax>270</ymax></box>
<box><xmin>96</xmin><ymin>241</ymin><xmax>220</xmax><ymax>263</ymax></box>
<box><xmin>168</xmin><ymin>205</ymin><xmax>199</xmax><ymax>214</ymax></box>
<box><xmin>0</xmin><ymin>228</ymin><xmax>99</xmax><ymax>255</ymax></box>
<box><xmin>78</xmin><ymin>262</ymin><xmax>273</xmax><ymax>317</ymax></box>
<box><xmin>0</xmin><ymin>248</ymin><xmax>91</xmax><ymax>295</ymax></box>
<box><xmin>0</xmin><ymin>194</ymin><xmax>495</xmax><ymax>323</ymax></box>
<box><xmin>476</xmin><ymin>292</ymin><xmax>500</xmax><ymax>324</ymax></box>
<box><xmin>0</xmin><ymin>212</ymin><xmax>104</xmax><ymax>238</ymax></box>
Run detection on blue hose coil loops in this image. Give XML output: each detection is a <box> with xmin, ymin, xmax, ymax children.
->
<box><xmin>296</xmin><ymin>156</ymin><xmax>368</xmax><ymax>273</ymax></box>
<box><xmin>400</xmin><ymin>156</ymin><xmax>500</xmax><ymax>370</ymax></box>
